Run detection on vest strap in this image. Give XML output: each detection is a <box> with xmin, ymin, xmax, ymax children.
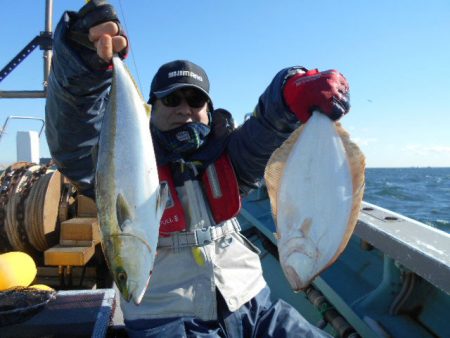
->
<box><xmin>157</xmin><ymin>221</ymin><xmax>241</xmax><ymax>249</ymax></box>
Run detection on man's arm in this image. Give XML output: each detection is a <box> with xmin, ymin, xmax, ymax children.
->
<box><xmin>228</xmin><ymin>67</ymin><xmax>350</xmax><ymax>194</ymax></box>
<box><xmin>45</xmin><ymin>1</ymin><xmax>127</xmax><ymax>198</ymax></box>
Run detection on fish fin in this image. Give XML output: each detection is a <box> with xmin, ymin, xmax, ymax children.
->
<box><xmin>116</xmin><ymin>193</ymin><xmax>133</xmax><ymax>231</ymax></box>
<box><xmin>264</xmin><ymin>125</ymin><xmax>304</xmax><ymax>224</ymax></box>
<box><xmin>156</xmin><ymin>182</ymin><xmax>169</xmax><ymax>221</ymax></box>
<box><xmin>144</xmin><ymin>103</ymin><xmax>152</xmax><ymax>118</ymax></box>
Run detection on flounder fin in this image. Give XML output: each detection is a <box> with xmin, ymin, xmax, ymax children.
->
<box><xmin>156</xmin><ymin>182</ymin><xmax>169</xmax><ymax>221</ymax></box>
<box><xmin>116</xmin><ymin>193</ymin><xmax>133</xmax><ymax>231</ymax></box>
<box><xmin>264</xmin><ymin>125</ymin><xmax>305</xmax><ymax>226</ymax></box>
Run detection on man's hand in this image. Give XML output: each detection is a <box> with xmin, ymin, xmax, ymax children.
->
<box><xmin>68</xmin><ymin>0</ymin><xmax>128</xmax><ymax>69</ymax></box>
<box><xmin>89</xmin><ymin>21</ymin><xmax>127</xmax><ymax>63</ymax></box>
<box><xmin>283</xmin><ymin>69</ymin><xmax>350</xmax><ymax>123</ymax></box>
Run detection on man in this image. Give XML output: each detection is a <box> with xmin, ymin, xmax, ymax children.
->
<box><xmin>45</xmin><ymin>1</ymin><xmax>350</xmax><ymax>337</ymax></box>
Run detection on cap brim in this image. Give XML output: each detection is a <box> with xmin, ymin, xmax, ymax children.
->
<box><xmin>153</xmin><ymin>83</ymin><xmax>211</xmax><ymax>101</ymax></box>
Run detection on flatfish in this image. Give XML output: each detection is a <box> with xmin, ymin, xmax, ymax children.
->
<box><xmin>264</xmin><ymin>112</ymin><xmax>365</xmax><ymax>290</ymax></box>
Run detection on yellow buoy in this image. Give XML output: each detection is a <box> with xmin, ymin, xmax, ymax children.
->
<box><xmin>0</xmin><ymin>251</ymin><xmax>37</xmax><ymax>291</ymax></box>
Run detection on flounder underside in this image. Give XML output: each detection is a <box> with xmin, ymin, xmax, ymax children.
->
<box><xmin>264</xmin><ymin>112</ymin><xmax>365</xmax><ymax>291</ymax></box>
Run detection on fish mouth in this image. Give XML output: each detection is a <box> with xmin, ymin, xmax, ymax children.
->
<box><xmin>120</xmin><ymin>275</ymin><xmax>151</xmax><ymax>305</ymax></box>
<box><xmin>279</xmin><ymin>237</ymin><xmax>320</xmax><ymax>290</ymax></box>
<box><xmin>131</xmin><ymin>273</ymin><xmax>151</xmax><ymax>305</ymax></box>
<box><xmin>283</xmin><ymin>264</ymin><xmax>306</xmax><ymax>291</ymax></box>
<box><xmin>107</xmin><ymin>233</ymin><xmax>154</xmax><ymax>304</ymax></box>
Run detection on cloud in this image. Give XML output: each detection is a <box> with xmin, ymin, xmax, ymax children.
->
<box><xmin>347</xmin><ymin>126</ymin><xmax>370</xmax><ymax>133</ymax></box>
<box><xmin>429</xmin><ymin>146</ymin><xmax>450</xmax><ymax>154</ymax></box>
<box><xmin>352</xmin><ymin>137</ymin><xmax>378</xmax><ymax>147</ymax></box>
<box><xmin>405</xmin><ymin>145</ymin><xmax>450</xmax><ymax>156</ymax></box>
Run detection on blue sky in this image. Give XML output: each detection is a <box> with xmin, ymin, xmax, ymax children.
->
<box><xmin>1</xmin><ymin>0</ymin><xmax>449</xmax><ymax>168</ymax></box>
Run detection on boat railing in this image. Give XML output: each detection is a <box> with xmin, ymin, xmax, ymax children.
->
<box><xmin>357</xmin><ymin>201</ymin><xmax>450</xmax><ymax>295</ymax></box>
<box><xmin>0</xmin><ymin>116</ymin><xmax>45</xmax><ymax>141</ymax></box>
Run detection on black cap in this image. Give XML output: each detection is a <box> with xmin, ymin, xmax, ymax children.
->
<box><xmin>149</xmin><ymin>60</ymin><xmax>211</xmax><ymax>104</ymax></box>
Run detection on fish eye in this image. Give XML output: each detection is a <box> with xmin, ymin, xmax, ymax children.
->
<box><xmin>117</xmin><ymin>271</ymin><xmax>127</xmax><ymax>282</ymax></box>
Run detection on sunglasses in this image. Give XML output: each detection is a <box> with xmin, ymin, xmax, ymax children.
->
<box><xmin>161</xmin><ymin>89</ymin><xmax>208</xmax><ymax>108</ymax></box>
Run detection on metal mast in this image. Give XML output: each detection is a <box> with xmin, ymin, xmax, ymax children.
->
<box><xmin>0</xmin><ymin>0</ymin><xmax>53</xmax><ymax>98</ymax></box>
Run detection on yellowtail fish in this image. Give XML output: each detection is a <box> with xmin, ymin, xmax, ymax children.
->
<box><xmin>265</xmin><ymin>112</ymin><xmax>365</xmax><ymax>291</ymax></box>
<box><xmin>95</xmin><ymin>56</ymin><xmax>168</xmax><ymax>304</ymax></box>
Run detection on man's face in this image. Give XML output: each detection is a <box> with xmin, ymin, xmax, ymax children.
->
<box><xmin>151</xmin><ymin>88</ymin><xmax>209</xmax><ymax>131</ymax></box>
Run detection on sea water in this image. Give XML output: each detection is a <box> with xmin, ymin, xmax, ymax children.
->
<box><xmin>364</xmin><ymin>167</ymin><xmax>450</xmax><ymax>232</ymax></box>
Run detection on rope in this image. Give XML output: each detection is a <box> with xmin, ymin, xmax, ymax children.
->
<box><xmin>117</xmin><ymin>0</ymin><xmax>144</xmax><ymax>95</ymax></box>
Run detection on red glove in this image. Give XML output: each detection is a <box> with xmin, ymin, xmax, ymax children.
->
<box><xmin>283</xmin><ymin>69</ymin><xmax>350</xmax><ymax>123</ymax></box>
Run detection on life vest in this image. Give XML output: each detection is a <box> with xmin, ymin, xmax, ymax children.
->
<box><xmin>157</xmin><ymin>153</ymin><xmax>241</xmax><ymax>237</ymax></box>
